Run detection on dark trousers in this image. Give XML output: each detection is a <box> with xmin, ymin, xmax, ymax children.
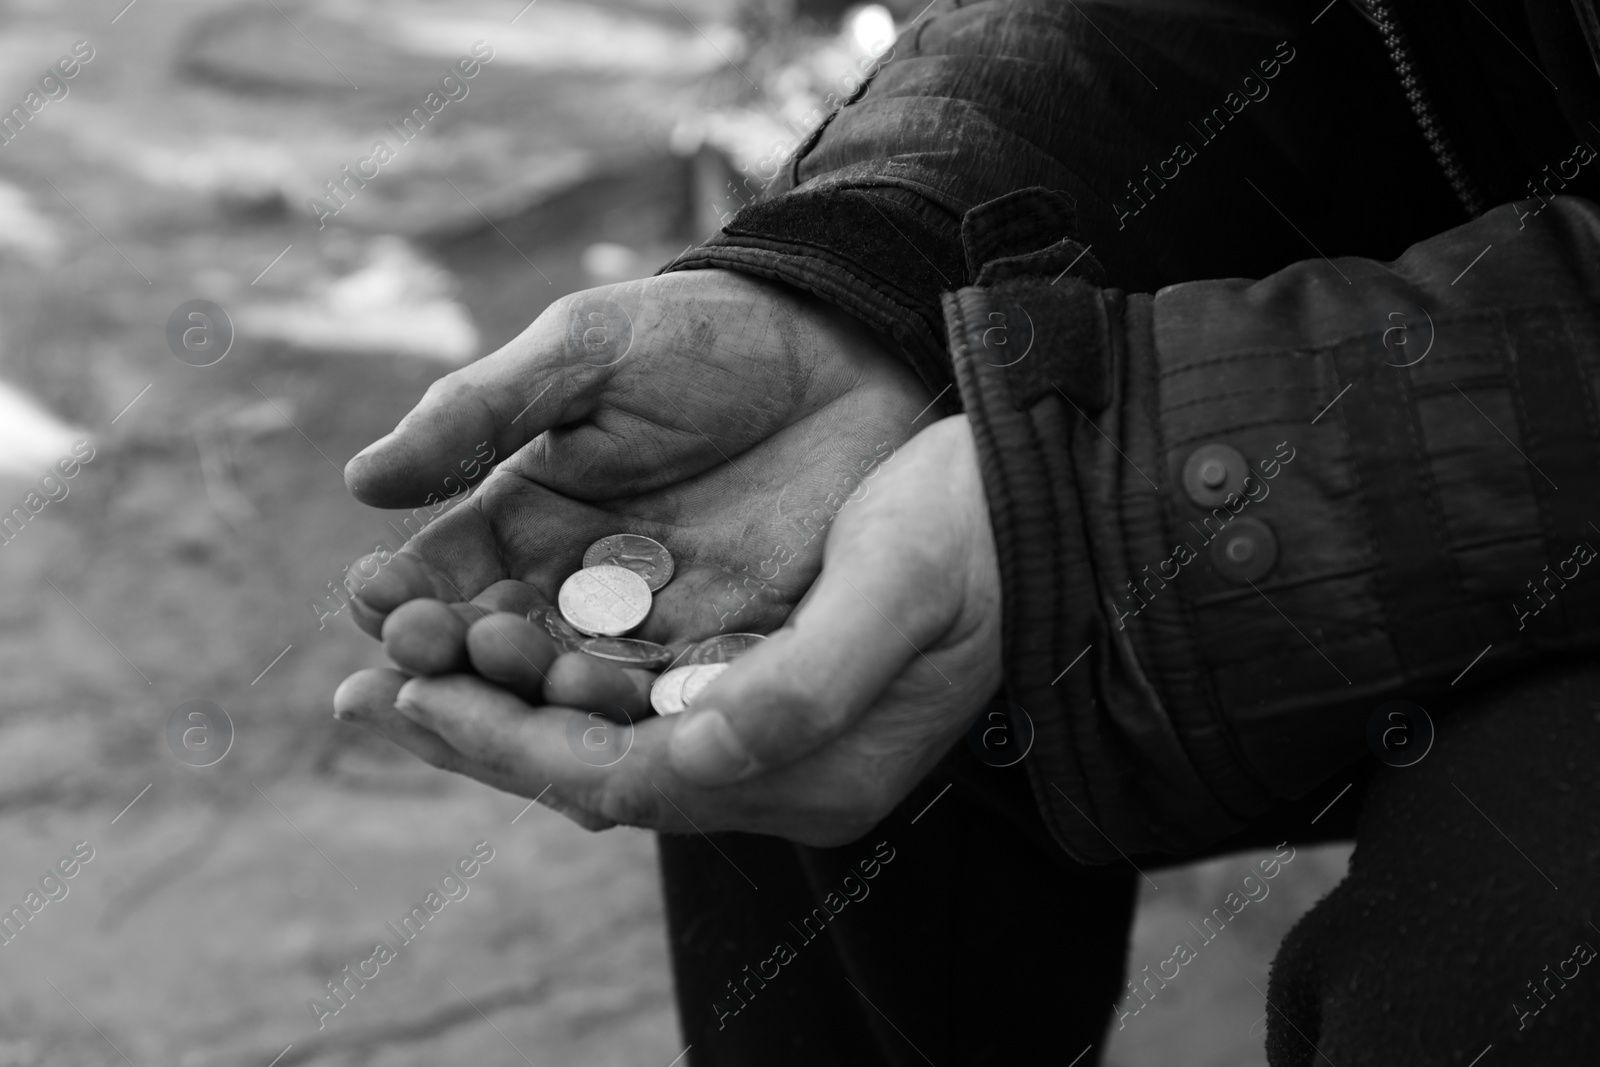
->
<box><xmin>659</xmin><ymin>658</ymin><xmax>1600</xmax><ymax>1065</ymax></box>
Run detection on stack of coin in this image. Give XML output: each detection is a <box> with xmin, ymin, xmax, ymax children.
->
<box><xmin>546</xmin><ymin>533</ymin><xmax>677</xmax><ymax>668</ymax></box>
<box><xmin>532</xmin><ymin>605</ymin><xmax>587</xmax><ymax>654</ymax></box>
<box><xmin>580</xmin><ymin>635</ymin><xmax>675</xmax><ymax>671</ymax></box>
<box><xmin>538</xmin><ymin>532</ymin><xmax>769</xmax><ymax>714</ymax></box>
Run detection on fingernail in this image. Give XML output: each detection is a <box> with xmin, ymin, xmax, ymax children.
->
<box><xmin>394</xmin><ymin>680</ymin><xmax>426</xmax><ymax>718</ymax></box>
<box><xmin>350</xmin><ymin>433</ymin><xmax>393</xmax><ymax>464</ymax></box>
<box><xmin>671</xmin><ymin>710</ymin><xmax>758</xmax><ymax>785</ymax></box>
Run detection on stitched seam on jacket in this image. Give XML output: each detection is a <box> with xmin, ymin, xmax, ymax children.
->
<box><xmin>701</xmin><ymin>231</ymin><xmax>946</xmax><ymax>311</ymax></box>
<box><xmin>949</xmin><ymin>288</ymin><xmax>1109</xmax><ymax>862</ymax></box>
<box><xmin>1153</xmin><ymin>303</ymin><xmax>1594</xmax><ymax>376</ymax></box>
<box><xmin>1146</xmin><ymin>306</ymin><xmax>1275</xmax><ymax>819</ymax></box>
<box><xmin>1162</xmin><ymin>415</ymin><xmax>1319</xmax><ymax>452</ymax></box>
<box><xmin>1560</xmin><ymin>308</ymin><xmax>1600</xmax><ymax>472</ymax></box>
<box><xmin>790</xmin><ymin>170</ymin><xmax>971</xmax><ymax>228</ymax></box>
<box><xmin>1161</xmin><ymin>381</ymin><xmax>1324</xmax><ymax>414</ymax></box>
<box><xmin>1399</xmin><ymin>349</ymin><xmax>1475</xmax><ymax>666</ymax></box>
<box><xmin>1325</xmin><ymin>354</ymin><xmax>1397</xmax><ymax>678</ymax></box>
<box><xmin>1504</xmin><ymin>310</ymin><xmax>1574</xmax><ymax>635</ymax></box>
<box><xmin>667</xmin><ymin>247</ymin><xmax>943</xmax><ymax>342</ymax></box>
<box><xmin>1020</xmin><ymin>392</ymin><xmax>1096</xmax><ymax>845</ymax></box>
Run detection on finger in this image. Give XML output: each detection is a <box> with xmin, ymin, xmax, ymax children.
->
<box><xmin>666</xmin><ymin>620</ymin><xmax>918</xmax><ymax>789</ymax></box>
<box><xmin>346</xmin><ymin>548</ymin><xmax>477</xmax><ymax>642</ymax></box>
<box><xmin>393</xmin><ymin>674</ymin><xmax>558</xmax><ymax>784</ymax></box>
<box><xmin>394</xmin><ymin>674</ymin><xmax>673</xmax><ymax>830</ymax></box>
<box><xmin>382</xmin><ymin>599</ymin><xmax>470</xmax><ymax>676</ymax></box>
<box><xmin>346</xmin><ymin>552</ymin><xmax>436</xmax><ymax>613</ymax></box>
<box><xmin>333</xmin><ymin>668</ymin><xmax>482</xmax><ymax>773</ymax></box>
<box><xmin>347</xmin><ymin>596</ymin><xmax>388</xmax><ymax>640</ymax></box>
<box><xmin>470</xmin><ymin>578</ymin><xmax>550</xmax><ymax>617</ymax></box>
<box><xmin>667</xmin><ymin>435</ymin><xmax>968</xmax><ymax>786</ymax></box>
<box><xmin>528</xmin><ymin>785</ymin><xmax>621</xmax><ymax>833</ymax></box>
<box><xmin>450</xmin><ymin>601</ymin><xmax>490</xmax><ymax>626</ymax></box>
<box><xmin>335</xmin><ymin>669</ymin><xmax>613</xmax><ymax>828</ymax></box>
<box><xmin>344</xmin><ymin>302</ymin><xmax>610</xmax><ymax>509</ymax></box>
<box><xmin>465</xmin><ymin>612</ymin><xmax>558</xmax><ymax>703</ymax></box>
<box><xmin>542</xmin><ymin>652</ymin><xmax>652</xmax><ymax>720</ymax></box>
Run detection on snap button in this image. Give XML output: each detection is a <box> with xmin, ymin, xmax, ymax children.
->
<box><xmin>1209</xmin><ymin>517</ymin><xmax>1278</xmax><ymax>582</ymax></box>
<box><xmin>1181</xmin><ymin>444</ymin><xmax>1248</xmax><ymax>508</ymax></box>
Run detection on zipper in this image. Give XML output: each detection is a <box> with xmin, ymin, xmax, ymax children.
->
<box><xmin>1360</xmin><ymin>0</ymin><xmax>1488</xmax><ymax>218</ymax></box>
<box><xmin>1571</xmin><ymin>0</ymin><xmax>1600</xmax><ymax>83</ymax></box>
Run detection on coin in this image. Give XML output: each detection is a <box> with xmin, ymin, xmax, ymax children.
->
<box><xmin>529</xmin><ymin>606</ymin><xmax>586</xmax><ymax>653</ymax></box>
<box><xmin>580</xmin><ymin>636</ymin><xmax>674</xmax><ymax>670</ymax></box>
<box><xmin>680</xmin><ymin>662</ymin><xmax>729</xmax><ymax>706</ymax></box>
<box><xmin>684</xmin><ymin>632</ymin><xmax>768</xmax><ymax>666</ymax></box>
<box><xmin>650</xmin><ymin>665</ymin><xmax>699</xmax><ymax>716</ymax></box>
<box><xmin>558</xmin><ymin>565</ymin><xmax>653</xmax><ymax>637</ymax></box>
<box><xmin>582</xmin><ymin>533</ymin><xmax>675</xmax><ymax>592</ymax></box>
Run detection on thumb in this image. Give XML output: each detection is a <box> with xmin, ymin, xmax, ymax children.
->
<box><xmin>667</xmin><ymin>543</ymin><xmax>948</xmax><ymax>786</ymax></box>
<box><xmin>668</xmin><ymin>423</ymin><xmax>976</xmax><ymax>786</ymax></box>
<box><xmin>344</xmin><ymin>301</ymin><xmax>617</xmax><ymax>508</ymax></box>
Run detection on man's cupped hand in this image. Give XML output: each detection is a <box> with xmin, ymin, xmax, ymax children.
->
<box><xmin>332</xmin><ymin>269</ymin><xmax>1001</xmax><ymax>845</ymax></box>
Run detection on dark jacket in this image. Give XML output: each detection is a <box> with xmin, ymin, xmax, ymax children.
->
<box><xmin>666</xmin><ymin>0</ymin><xmax>1600</xmax><ymax>863</ymax></box>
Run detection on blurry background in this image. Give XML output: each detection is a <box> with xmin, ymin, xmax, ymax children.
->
<box><xmin>0</xmin><ymin>1</ymin><xmax>1350</xmax><ymax>1063</ymax></box>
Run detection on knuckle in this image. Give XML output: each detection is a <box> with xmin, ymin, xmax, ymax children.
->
<box><xmin>770</xmin><ymin>687</ymin><xmax>849</xmax><ymax>746</ymax></box>
<box><xmin>419</xmin><ymin>374</ymin><xmax>460</xmax><ymax>407</ymax></box>
<box><xmin>543</xmin><ymin>291</ymin><xmax>579</xmax><ymax>321</ymax></box>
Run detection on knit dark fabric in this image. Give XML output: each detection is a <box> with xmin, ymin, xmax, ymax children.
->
<box><xmin>1267</xmin><ymin>657</ymin><xmax>1600</xmax><ymax>1065</ymax></box>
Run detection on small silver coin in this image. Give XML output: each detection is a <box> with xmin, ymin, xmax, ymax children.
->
<box><xmin>559</xmin><ymin>565</ymin><xmax>653</xmax><ymax>637</ymax></box>
<box><xmin>680</xmin><ymin>662</ymin><xmax>730</xmax><ymax>707</ymax></box>
<box><xmin>684</xmin><ymin>632</ymin><xmax>768</xmax><ymax>666</ymax></box>
<box><xmin>650</xmin><ymin>665</ymin><xmax>700</xmax><ymax>716</ymax></box>
<box><xmin>529</xmin><ymin>606</ymin><xmax>586</xmax><ymax>653</ymax></box>
<box><xmin>582</xmin><ymin>533</ymin><xmax>675</xmax><ymax>592</ymax></box>
<box><xmin>580</xmin><ymin>636</ymin><xmax>674</xmax><ymax>670</ymax></box>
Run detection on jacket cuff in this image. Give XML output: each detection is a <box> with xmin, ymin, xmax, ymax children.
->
<box><xmin>946</xmin><ymin>276</ymin><xmax>1248</xmax><ymax>864</ymax></box>
<box><xmin>948</xmin><ymin>194</ymin><xmax>1600</xmax><ymax>863</ymax></box>
<box><xmin>662</xmin><ymin>183</ymin><xmax>1101</xmax><ymax>402</ymax></box>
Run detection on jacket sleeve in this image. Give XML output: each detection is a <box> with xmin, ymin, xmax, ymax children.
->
<box><xmin>660</xmin><ymin>0</ymin><xmax>1300</xmax><ymax>397</ymax></box>
<box><xmin>945</xmin><ymin>194</ymin><xmax>1600</xmax><ymax>863</ymax></box>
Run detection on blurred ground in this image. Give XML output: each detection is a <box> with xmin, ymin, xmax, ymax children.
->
<box><xmin>0</xmin><ymin>1</ymin><xmax>1350</xmax><ymax>1064</ymax></box>
<box><xmin>1106</xmin><ymin>843</ymin><xmax>1353</xmax><ymax>1067</ymax></box>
